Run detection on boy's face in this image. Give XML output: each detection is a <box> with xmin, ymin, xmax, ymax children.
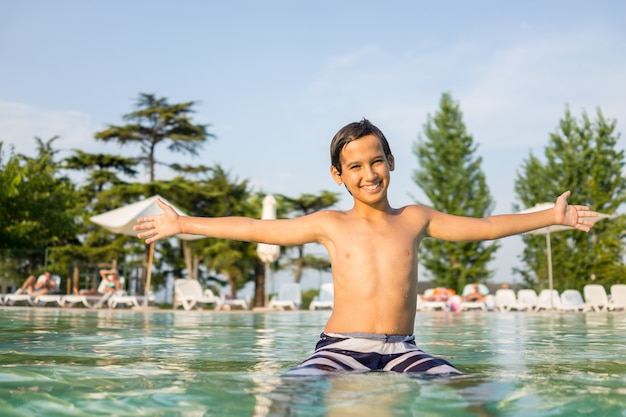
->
<box><xmin>331</xmin><ymin>134</ymin><xmax>394</xmax><ymax>203</ymax></box>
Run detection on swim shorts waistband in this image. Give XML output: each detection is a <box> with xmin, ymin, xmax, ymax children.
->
<box><xmin>322</xmin><ymin>332</ymin><xmax>415</xmax><ymax>343</ymax></box>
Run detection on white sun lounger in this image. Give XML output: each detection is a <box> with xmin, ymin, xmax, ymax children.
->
<box><xmin>3</xmin><ymin>293</ymin><xmax>35</xmax><ymax>306</ymax></box>
<box><xmin>537</xmin><ymin>289</ymin><xmax>562</xmax><ymax>311</ymax></box>
<box><xmin>559</xmin><ymin>289</ymin><xmax>588</xmax><ymax>312</ymax></box>
<box><xmin>419</xmin><ymin>289</ymin><xmax>449</xmax><ymax>311</ymax></box>
<box><xmin>62</xmin><ymin>277</ymin><xmax>120</xmax><ymax>308</ymax></box>
<box><xmin>269</xmin><ymin>283</ymin><xmax>302</xmax><ymax>310</ymax></box>
<box><xmin>516</xmin><ymin>289</ymin><xmax>539</xmax><ymax>312</ymax></box>
<box><xmin>583</xmin><ymin>284</ymin><xmax>612</xmax><ymax>312</ymax></box>
<box><xmin>173</xmin><ymin>279</ymin><xmax>221</xmax><ymax>310</ymax></box>
<box><xmin>609</xmin><ymin>284</ymin><xmax>626</xmax><ymax>311</ymax></box>
<box><xmin>107</xmin><ymin>291</ymin><xmax>141</xmax><ymax>309</ymax></box>
<box><xmin>61</xmin><ymin>291</ymin><xmax>115</xmax><ymax>309</ymax></box>
<box><xmin>309</xmin><ymin>282</ymin><xmax>334</xmax><ymax>310</ymax></box>
<box><xmin>494</xmin><ymin>288</ymin><xmax>523</xmax><ymax>311</ymax></box>
<box><xmin>33</xmin><ymin>294</ymin><xmax>65</xmax><ymax>307</ymax></box>
<box><xmin>216</xmin><ymin>292</ymin><xmax>250</xmax><ymax>310</ymax></box>
<box><xmin>460</xmin><ymin>283</ymin><xmax>489</xmax><ymax>311</ymax></box>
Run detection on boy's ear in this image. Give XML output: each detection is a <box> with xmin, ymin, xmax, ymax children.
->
<box><xmin>388</xmin><ymin>154</ymin><xmax>395</xmax><ymax>171</ymax></box>
<box><xmin>330</xmin><ymin>165</ymin><xmax>343</xmax><ymax>185</ymax></box>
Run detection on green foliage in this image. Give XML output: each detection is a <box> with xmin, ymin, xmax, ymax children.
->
<box><xmin>94</xmin><ymin>93</ymin><xmax>215</xmax><ymax>182</ymax></box>
<box><xmin>7</xmin><ymin>91</ymin><xmax>623</xmax><ymax>303</ymax></box>
<box><xmin>514</xmin><ymin>107</ymin><xmax>626</xmax><ymax>291</ymax></box>
<box><xmin>162</xmin><ymin>166</ymin><xmax>261</xmax><ymax>297</ymax></box>
<box><xmin>62</xmin><ymin>93</ymin><xmax>215</xmax><ymax>293</ymax></box>
<box><xmin>64</xmin><ymin>151</ymin><xmax>139</xmax><ymax>197</ymax></box>
<box><xmin>301</xmin><ymin>288</ymin><xmax>319</xmax><ymax>310</ymax></box>
<box><xmin>0</xmin><ymin>138</ymin><xmax>82</xmax><ymax>279</ymax></box>
<box><xmin>279</xmin><ymin>191</ymin><xmax>339</xmax><ymax>282</ymax></box>
<box><xmin>60</xmin><ymin>150</ymin><xmax>145</xmax><ymax>270</ymax></box>
<box><xmin>413</xmin><ymin>93</ymin><xmax>498</xmax><ymax>292</ymax></box>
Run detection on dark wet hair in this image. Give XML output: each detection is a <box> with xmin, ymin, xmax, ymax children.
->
<box><xmin>330</xmin><ymin>118</ymin><xmax>393</xmax><ymax>174</ymax></box>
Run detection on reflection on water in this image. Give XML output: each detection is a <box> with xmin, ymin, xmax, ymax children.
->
<box><xmin>0</xmin><ymin>308</ymin><xmax>625</xmax><ymax>416</ymax></box>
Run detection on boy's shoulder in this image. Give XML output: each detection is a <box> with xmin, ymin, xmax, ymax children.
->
<box><xmin>394</xmin><ymin>204</ymin><xmax>433</xmax><ymax>216</ymax></box>
<box><xmin>314</xmin><ymin>204</ymin><xmax>433</xmax><ymax>219</ymax></box>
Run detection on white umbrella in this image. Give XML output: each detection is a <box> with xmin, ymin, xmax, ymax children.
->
<box><xmin>256</xmin><ymin>195</ymin><xmax>280</xmax><ymax>306</ymax></box>
<box><xmin>90</xmin><ymin>195</ymin><xmax>203</xmax><ymax>306</ymax></box>
<box><xmin>518</xmin><ymin>202</ymin><xmax>610</xmax><ymax>308</ymax></box>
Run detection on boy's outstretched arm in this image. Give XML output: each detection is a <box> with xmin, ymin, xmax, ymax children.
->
<box><xmin>426</xmin><ymin>190</ymin><xmax>598</xmax><ymax>242</ymax></box>
<box><xmin>134</xmin><ymin>198</ymin><xmax>321</xmax><ymax>246</ymax></box>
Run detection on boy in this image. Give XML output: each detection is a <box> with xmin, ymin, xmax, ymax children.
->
<box><xmin>134</xmin><ymin>119</ymin><xmax>597</xmax><ymax>376</ymax></box>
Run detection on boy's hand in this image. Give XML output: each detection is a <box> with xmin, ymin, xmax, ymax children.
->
<box><xmin>554</xmin><ymin>190</ymin><xmax>597</xmax><ymax>232</ymax></box>
<box><xmin>134</xmin><ymin>199</ymin><xmax>182</xmax><ymax>243</ymax></box>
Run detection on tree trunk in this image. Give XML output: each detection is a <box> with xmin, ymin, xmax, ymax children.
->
<box><xmin>183</xmin><ymin>243</ymin><xmax>193</xmax><ymax>279</ymax></box>
<box><xmin>254</xmin><ymin>261</ymin><xmax>265</xmax><ymax>308</ymax></box>
<box><xmin>228</xmin><ymin>273</ymin><xmax>238</xmax><ymax>298</ymax></box>
<box><xmin>293</xmin><ymin>245</ymin><xmax>304</xmax><ymax>283</ymax></box>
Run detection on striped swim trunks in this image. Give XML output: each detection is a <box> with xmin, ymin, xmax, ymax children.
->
<box><xmin>287</xmin><ymin>332</ymin><xmax>461</xmax><ymax>376</ymax></box>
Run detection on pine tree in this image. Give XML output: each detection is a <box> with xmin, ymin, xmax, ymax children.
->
<box><xmin>413</xmin><ymin>93</ymin><xmax>498</xmax><ymax>292</ymax></box>
<box><xmin>514</xmin><ymin>107</ymin><xmax>626</xmax><ymax>291</ymax></box>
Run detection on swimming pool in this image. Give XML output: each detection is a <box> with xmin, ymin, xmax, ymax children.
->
<box><xmin>0</xmin><ymin>308</ymin><xmax>624</xmax><ymax>416</ymax></box>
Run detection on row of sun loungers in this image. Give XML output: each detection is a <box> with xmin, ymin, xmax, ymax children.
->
<box><xmin>417</xmin><ymin>284</ymin><xmax>626</xmax><ymax>312</ymax></box>
<box><xmin>172</xmin><ymin>280</ymin><xmax>626</xmax><ymax>312</ymax></box>
<box><xmin>491</xmin><ymin>285</ymin><xmax>626</xmax><ymax>312</ymax></box>
<box><xmin>172</xmin><ymin>280</ymin><xmax>314</xmax><ymax>311</ymax></box>
<box><xmin>172</xmin><ymin>280</ymin><xmax>313</xmax><ymax>311</ymax></box>
<box><xmin>0</xmin><ymin>290</ymin><xmax>154</xmax><ymax>309</ymax></box>
<box><xmin>173</xmin><ymin>278</ymin><xmax>250</xmax><ymax>311</ymax></box>
<box><xmin>1</xmin><ymin>273</ymin><xmax>158</xmax><ymax>309</ymax></box>
<box><xmin>5</xmin><ymin>279</ymin><xmax>623</xmax><ymax>313</ymax></box>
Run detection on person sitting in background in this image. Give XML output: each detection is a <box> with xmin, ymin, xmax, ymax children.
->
<box><xmin>464</xmin><ymin>283</ymin><xmax>486</xmax><ymax>302</ymax></box>
<box><xmin>17</xmin><ymin>271</ymin><xmax>57</xmax><ymax>296</ymax></box>
<box><xmin>74</xmin><ymin>269</ymin><xmax>120</xmax><ymax>296</ymax></box>
<box><xmin>423</xmin><ymin>287</ymin><xmax>455</xmax><ymax>302</ymax></box>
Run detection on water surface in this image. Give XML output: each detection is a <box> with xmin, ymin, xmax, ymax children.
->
<box><xmin>0</xmin><ymin>308</ymin><xmax>625</xmax><ymax>416</ymax></box>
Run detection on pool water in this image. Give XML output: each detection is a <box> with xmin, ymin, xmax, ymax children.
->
<box><xmin>0</xmin><ymin>308</ymin><xmax>625</xmax><ymax>416</ymax></box>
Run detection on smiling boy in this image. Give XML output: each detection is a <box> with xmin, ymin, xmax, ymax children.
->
<box><xmin>134</xmin><ymin>119</ymin><xmax>596</xmax><ymax>375</ymax></box>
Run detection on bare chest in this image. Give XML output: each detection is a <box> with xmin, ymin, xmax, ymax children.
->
<box><xmin>328</xmin><ymin>219</ymin><xmax>419</xmax><ymax>270</ymax></box>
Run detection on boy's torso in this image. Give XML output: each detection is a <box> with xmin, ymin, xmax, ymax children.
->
<box><xmin>319</xmin><ymin>205</ymin><xmax>429</xmax><ymax>335</ymax></box>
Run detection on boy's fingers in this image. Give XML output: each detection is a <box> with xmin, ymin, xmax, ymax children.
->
<box><xmin>134</xmin><ymin>220</ymin><xmax>157</xmax><ymax>230</ymax></box>
<box><xmin>137</xmin><ymin>229</ymin><xmax>155</xmax><ymax>238</ymax></box>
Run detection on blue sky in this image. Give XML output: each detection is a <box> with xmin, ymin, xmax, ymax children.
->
<box><xmin>1</xmin><ymin>1</ymin><xmax>625</xmax><ymax>285</ymax></box>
